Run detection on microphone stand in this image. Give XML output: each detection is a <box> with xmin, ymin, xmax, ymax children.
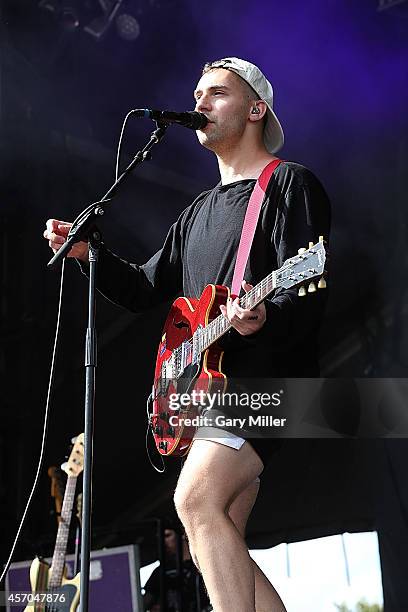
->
<box><xmin>47</xmin><ymin>122</ymin><xmax>169</xmax><ymax>612</ymax></box>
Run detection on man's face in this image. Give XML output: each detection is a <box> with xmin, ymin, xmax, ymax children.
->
<box><xmin>193</xmin><ymin>68</ymin><xmax>253</xmax><ymax>153</ymax></box>
<box><xmin>164</xmin><ymin>528</ymin><xmax>177</xmax><ymax>555</ymax></box>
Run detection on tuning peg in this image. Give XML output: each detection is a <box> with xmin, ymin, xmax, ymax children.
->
<box><xmin>308</xmin><ymin>282</ymin><xmax>317</xmax><ymax>293</ymax></box>
<box><xmin>298</xmin><ymin>286</ymin><xmax>307</xmax><ymax>297</ymax></box>
<box><xmin>308</xmin><ymin>242</ymin><xmax>314</xmax><ymax>249</ymax></box>
<box><xmin>318</xmin><ymin>277</ymin><xmax>327</xmax><ymax>289</ymax></box>
<box><xmin>298</xmin><ymin>248</ymin><xmax>306</xmax><ymax>255</ymax></box>
<box><xmin>319</xmin><ymin>235</ymin><xmax>324</xmax><ymax>243</ymax></box>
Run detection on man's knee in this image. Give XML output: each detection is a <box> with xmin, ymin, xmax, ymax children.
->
<box><xmin>174</xmin><ymin>483</ymin><xmax>195</xmax><ymax>531</ymax></box>
<box><xmin>174</xmin><ymin>482</ymin><xmax>204</xmax><ymax>523</ymax></box>
<box><xmin>173</xmin><ymin>483</ymin><xmax>191</xmax><ymax>522</ymax></box>
<box><xmin>174</xmin><ymin>480</ymin><xmax>223</xmax><ymax>532</ymax></box>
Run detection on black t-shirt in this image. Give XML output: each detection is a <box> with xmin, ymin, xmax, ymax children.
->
<box><xmin>87</xmin><ymin>161</ymin><xmax>331</xmax><ymax>378</ymax></box>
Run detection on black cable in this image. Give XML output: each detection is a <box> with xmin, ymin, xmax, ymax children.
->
<box><xmin>0</xmin><ymin>260</ymin><xmax>66</xmax><ymax>585</ymax></box>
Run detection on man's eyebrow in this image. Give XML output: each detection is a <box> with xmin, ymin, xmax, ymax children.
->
<box><xmin>194</xmin><ymin>85</ymin><xmax>230</xmax><ymax>97</ymax></box>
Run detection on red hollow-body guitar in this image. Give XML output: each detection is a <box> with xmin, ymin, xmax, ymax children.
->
<box><xmin>149</xmin><ymin>239</ymin><xmax>327</xmax><ymax>457</ymax></box>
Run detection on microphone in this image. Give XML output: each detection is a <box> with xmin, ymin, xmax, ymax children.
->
<box><xmin>133</xmin><ymin>109</ymin><xmax>208</xmax><ymax>130</ymax></box>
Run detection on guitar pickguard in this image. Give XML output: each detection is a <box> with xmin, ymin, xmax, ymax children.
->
<box><xmin>43</xmin><ymin>583</ymin><xmax>79</xmax><ymax>612</ymax></box>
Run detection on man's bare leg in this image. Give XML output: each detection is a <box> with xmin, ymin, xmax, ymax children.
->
<box><xmin>185</xmin><ymin>460</ymin><xmax>287</xmax><ymax>611</ymax></box>
<box><xmin>174</xmin><ymin>439</ymin><xmax>267</xmax><ymax>612</ymax></box>
<box><xmin>228</xmin><ymin>477</ymin><xmax>287</xmax><ymax>612</ymax></box>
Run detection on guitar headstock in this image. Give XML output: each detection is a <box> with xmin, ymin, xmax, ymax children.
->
<box><xmin>61</xmin><ymin>433</ymin><xmax>84</xmax><ymax>478</ymax></box>
<box><xmin>275</xmin><ymin>236</ymin><xmax>327</xmax><ymax>295</ymax></box>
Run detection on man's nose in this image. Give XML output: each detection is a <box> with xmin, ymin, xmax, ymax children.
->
<box><xmin>195</xmin><ymin>95</ymin><xmax>211</xmax><ymax>112</ymax></box>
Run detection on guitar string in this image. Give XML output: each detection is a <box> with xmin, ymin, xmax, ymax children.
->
<box><xmin>181</xmin><ymin>263</ymin><xmax>294</xmax><ymax>366</ymax></box>
<box><xmin>168</xmin><ymin>246</ymin><xmax>323</xmax><ymax>377</ymax></box>
<box><xmin>49</xmin><ymin>477</ymin><xmax>77</xmax><ymax>589</ymax></box>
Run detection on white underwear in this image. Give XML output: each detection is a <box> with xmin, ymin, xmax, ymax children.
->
<box><xmin>193</xmin><ymin>426</ymin><xmax>246</xmax><ymax>450</ymax></box>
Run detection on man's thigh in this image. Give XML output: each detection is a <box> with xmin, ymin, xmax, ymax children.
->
<box><xmin>176</xmin><ymin>439</ymin><xmax>264</xmax><ymax>511</ymax></box>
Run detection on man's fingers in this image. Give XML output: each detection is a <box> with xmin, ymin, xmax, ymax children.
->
<box><xmin>49</xmin><ymin>240</ymin><xmax>79</xmax><ymax>257</ymax></box>
<box><xmin>44</xmin><ymin>219</ymin><xmax>86</xmax><ymax>259</ymax></box>
<box><xmin>46</xmin><ymin>219</ymin><xmax>71</xmax><ymax>235</ymax></box>
<box><xmin>46</xmin><ymin>219</ymin><xmax>58</xmax><ymax>232</ymax></box>
<box><xmin>58</xmin><ymin>223</ymin><xmax>72</xmax><ymax>233</ymax></box>
<box><xmin>49</xmin><ymin>240</ymin><xmax>61</xmax><ymax>252</ymax></box>
<box><xmin>46</xmin><ymin>218</ymin><xmax>68</xmax><ymax>233</ymax></box>
<box><xmin>230</xmin><ymin>297</ymin><xmax>245</xmax><ymax>319</ymax></box>
<box><xmin>219</xmin><ymin>285</ymin><xmax>266</xmax><ymax>336</ymax></box>
<box><xmin>224</xmin><ymin>297</ymin><xmax>252</xmax><ymax>321</ymax></box>
<box><xmin>221</xmin><ymin>295</ymin><xmax>264</xmax><ymax>324</ymax></box>
<box><xmin>220</xmin><ymin>300</ymin><xmax>242</xmax><ymax>321</ymax></box>
<box><xmin>46</xmin><ymin>232</ymin><xmax>65</xmax><ymax>244</ymax></box>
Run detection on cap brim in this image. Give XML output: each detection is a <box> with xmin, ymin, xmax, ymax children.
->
<box><xmin>264</xmin><ymin>106</ymin><xmax>284</xmax><ymax>154</ymax></box>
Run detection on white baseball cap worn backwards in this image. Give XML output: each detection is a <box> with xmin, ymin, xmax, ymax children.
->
<box><xmin>205</xmin><ymin>57</ymin><xmax>284</xmax><ymax>154</ymax></box>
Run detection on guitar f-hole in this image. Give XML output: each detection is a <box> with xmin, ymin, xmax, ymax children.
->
<box><xmin>173</xmin><ymin>319</ymin><xmax>189</xmax><ymax>329</ymax></box>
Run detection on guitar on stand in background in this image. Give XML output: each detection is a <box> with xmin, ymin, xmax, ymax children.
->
<box><xmin>73</xmin><ymin>492</ymin><xmax>83</xmax><ymax>577</ymax></box>
<box><xmin>24</xmin><ymin>434</ymin><xmax>84</xmax><ymax>612</ymax></box>
<box><xmin>48</xmin><ymin>466</ymin><xmax>65</xmax><ymax>526</ymax></box>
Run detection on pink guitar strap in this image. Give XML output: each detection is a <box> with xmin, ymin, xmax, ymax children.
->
<box><xmin>231</xmin><ymin>158</ymin><xmax>282</xmax><ymax>298</ymax></box>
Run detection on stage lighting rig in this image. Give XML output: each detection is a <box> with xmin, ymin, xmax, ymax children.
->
<box><xmin>38</xmin><ymin>0</ymin><xmax>141</xmax><ymax>42</ymax></box>
<box><xmin>84</xmin><ymin>0</ymin><xmax>123</xmax><ymax>39</ymax></box>
<box><xmin>378</xmin><ymin>0</ymin><xmax>408</xmax><ymax>10</ymax></box>
<box><xmin>115</xmin><ymin>11</ymin><xmax>141</xmax><ymax>41</ymax></box>
<box><xmin>83</xmin><ymin>0</ymin><xmax>141</xmax><ymax>42</ymax></box>
<box><xmin>38</xmin><ymin>0</ymin><xmax>80</xmax><ymax>31</ymax></box>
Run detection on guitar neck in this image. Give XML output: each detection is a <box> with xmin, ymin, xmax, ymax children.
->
<box><xmin>168</xmin><ymin>240</ymin><xmax>326</xmax><ymax>378</ymax></box>
<box><xmin>194</xmin><ymin>271</ymin><xmax>276</xmax><ymax>354</ymax></box>
<box><xmin>48</xmin><ymin>476</ymin><xmax>77</xmax><ymax>589</ymax></box>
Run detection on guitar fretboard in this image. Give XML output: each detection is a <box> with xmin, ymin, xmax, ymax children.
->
<box><xmin>166</xmin><ymin>271</ymin><xmax>276</xmax><ymax>379</ymax></box>
<box><xmin>159</xmin><ymin>240</ymin><xmax>325</xmax><ymax>381</ymax></box>
<box><xmin>194</xmin><ymin>271</ymin><xmax>276</xmax><ymax>355</ymax></box>
<box><xmin>48</xmin><ymin>476</ymin><xmax>77</xmax><ymax>589</ymax></box>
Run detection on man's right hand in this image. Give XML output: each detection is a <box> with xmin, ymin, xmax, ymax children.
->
<box><xmin>43</xmin><ymin>219</ymin><xmax>89</xmax><ymax>262</ymax></box>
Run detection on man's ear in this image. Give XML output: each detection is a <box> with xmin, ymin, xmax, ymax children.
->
<box><xmin>248</xmin><ymin>100</ymin><xmax>268</xmax><ymax>122</ymax></box>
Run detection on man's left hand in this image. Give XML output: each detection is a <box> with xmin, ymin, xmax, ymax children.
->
<box><xmin>219</xmin><ymin>280</ymin><xmax>266</xmax><ymax>336</ymax></box>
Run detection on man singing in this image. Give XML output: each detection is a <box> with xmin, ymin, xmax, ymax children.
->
<box><xmin>45</xmin><ymin>57</ymin><xmax>330</xmax><ymax>611</ymax></box>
